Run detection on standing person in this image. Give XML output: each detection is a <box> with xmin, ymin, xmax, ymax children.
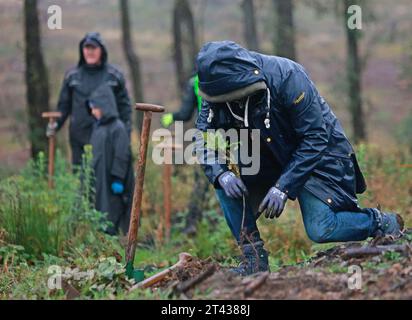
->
<box><xmin>47</xmin><ymin>32</ymin><xmax>132</xmax><ymax>167</ymax></box>
<box><xmin>160</xmin><ymin>75</ymin><xmax>202</xmax><ymax>127</ymax></box>
<box><xmin>88</xmin><ymin>84</ymin><xmax>134</xmax><ymax>235</ymax></box>
<box><xmin>160</xmin><ymin>75</ymin><xmax>210</xmax><ymax>235</ymax></box>
<box><xmin>194</xmin><ymin>41</ymin><xmax>404</xmax><ymax>276</ymax></box>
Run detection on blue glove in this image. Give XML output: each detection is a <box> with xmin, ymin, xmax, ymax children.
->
<box><xmin>111</xmin><ymin>181</ymin><xmax>124</xmax><ymax>195</ymax></box>
<box><xmin>258</xmin><ymin>187</ymin><xmax>288</xmax><ymax>219</ymax></box>
<box><xmin>218</xmin><ymin>171</ymin><xmax>248</xmax><ymax>199</ymax></box>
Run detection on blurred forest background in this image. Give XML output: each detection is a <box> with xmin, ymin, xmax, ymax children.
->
<box><xmin>0</xmin><ymin>0</ymin><xmax>411</xmax><ymax>299</ymax></box>
<box><xmin>0</xmin><ymin>0</ymin><xmax>411</xmax><ymax>170</ymax></box>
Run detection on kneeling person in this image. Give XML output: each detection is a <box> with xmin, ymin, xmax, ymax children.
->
<box><xmin>195</xmin><ymin>41</ymin><xmax>404</xmax><ymax>276</ymax></box>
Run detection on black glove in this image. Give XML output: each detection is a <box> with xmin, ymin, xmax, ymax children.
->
<box><xmin>258</xmin><ymin>187</ymin><xmax>288</xmax><ymax>219</ymax></box>
<box><xmin>218</xmin><ymin>171</ymin><xmax>248</xmax><ymax>199</ymax></box>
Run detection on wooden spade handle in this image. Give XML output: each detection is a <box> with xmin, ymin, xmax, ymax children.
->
<box><xmin>135</xmin><ymin>103</ymin><xmax>165</xmax><ymax>113</ymax></box>
<box><xmin>41</xmin><ymin>112</ymin><xmax>61</xmax><ymax>188</ymax></box>
<box><xmin>42</xmin><ymin>111</ymin><xmax>62</xmax><ymax>120</ymax></box>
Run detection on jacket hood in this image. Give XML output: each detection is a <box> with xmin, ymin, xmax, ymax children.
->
<box><xmin>196</xmin><ymin>41</ymin><xmax>265</xmax><ymax>101</ymax></box>
<box><xmin>88</xmin><ymin>84</ymin><xmax>118</xmax><ymax>124</ymax></box>
<box><xmin>78</xmin><ymin>32</ymin><xmax>108</xmax><ymax>67</ymax></box>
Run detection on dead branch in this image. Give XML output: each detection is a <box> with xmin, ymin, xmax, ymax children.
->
<box><xmin>129</xmin><ymin>252</ymin><xmax>192</xmax><ymax>291</ymax></box>
<box><xmin>343</xmin><ymin>244</ymin><xmax>409</xmax><ymax>259</ymax></box>
<box><xmin>175</xmin><ymin>264</ymin><xmax>217</xmax><ymax>294</ymax></box>
<box><xmin>244</xmin><ymin>271</ymin><xmax>269</xmax><ymax>297</ymax></box>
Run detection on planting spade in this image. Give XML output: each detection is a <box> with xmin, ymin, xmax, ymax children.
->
<box><xmin>125</xmin><ymin>103</ymin><xmax>164</xmax><ymax>282</ymax></box>
<box><xmin>42</xmin><ymin>112</ymin><xmax>61</xmax><ymax>188</ymax></box>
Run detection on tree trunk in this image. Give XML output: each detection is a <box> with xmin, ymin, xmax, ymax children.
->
<box><xmin>173</xmin><ymin>0</ymin><xmax>197</xmax><ymax>93</ymax></box>
<box><xmin>24</xmin><ymin>0</ymin><xmax>50</xmax><ymax>158</ymax></box>
<box><xmin>241</xmin><ymin>0</ymin><xmax>259</xmax><ymax>51</ymax></box>
<box><xmin>119</xmin><ymin>0</ymin><xmax>144</xmax><ymax>133</ymax></box>
<box><xmin>343</xmin><ymin>0</ymin><xmax>366</xmax><ymax>142</ymax></box>
<box><xmin>273</xmin><ymin>0</ymin><xmax>296</xmax><ymax>60</ymax></box>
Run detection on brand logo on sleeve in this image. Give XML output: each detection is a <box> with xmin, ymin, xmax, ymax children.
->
<box><xmin>293</xmin><ymin>92</ymin><xmax>305</xmax><ymax>105</ymax></box>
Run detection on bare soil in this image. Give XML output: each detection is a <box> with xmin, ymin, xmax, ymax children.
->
<box><xmin>156</xmin><ymin>231</ymin><xmax>412</xmax><ymax>300</ymax></box>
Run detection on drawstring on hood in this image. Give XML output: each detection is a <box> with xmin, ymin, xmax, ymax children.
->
<box><xmin>265</xmin><ymin>88</ymin><xmax>271</xmax><ymax>129</ymax></box>
<box><xmin>224</xmin><ymin>88</ymin><xmax>271</xmax><ymax>129</ymax></box>
<box><xmin>197</xmin><ymin>41</ymin><xmax>272</xmax><ymax>129</ymax></box>
<box><xmin>206</xmin><ymin>88</ymin><xmax>272</xmax><ymax>128</ymax></box>
<box><xmin>225</xmin><ymin>96</ymin><xmax>250</xmax><ymax>128</ymax></box>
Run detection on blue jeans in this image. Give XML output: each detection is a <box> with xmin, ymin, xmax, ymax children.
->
<box><xmin>215</xmin><ymin>187</ymin><xmax>378</xmax><ymax>245</ymax></box>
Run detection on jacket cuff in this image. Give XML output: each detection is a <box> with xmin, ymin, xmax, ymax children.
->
<box><xmin>212</xmin><ymin>166</ymin><xmax>229</xmax><ymax>189</ymax></box>
<box><xmin>56</xmin><ymin>118</ymin><xmax>64</xmax><ymax>131</ymax></box>
<box><xmin>111</xmin><ymin>175</ymin><xmax>123</xmax><ymax>183</ymax></box>
<box><xmin>275</xmin><ymin>178</ymin><xmax>297</xmax><ymax>200</ymax></box>
<box><xmin>110</xmin><ymin>159</ymin><xmax>128</xmax><ymax>181</ymax></box>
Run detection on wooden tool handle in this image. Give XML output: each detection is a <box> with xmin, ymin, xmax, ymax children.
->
<box><xmin>42</xmin><ymin>111</ymin><xmax>62</xmax><ymax>121</ymax></box>
<box><xmin>135</xmin><ymin>103</ymin><xmax>165</xmax><ymax>113</ymax></box>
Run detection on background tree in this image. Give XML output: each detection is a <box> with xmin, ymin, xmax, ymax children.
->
<box><xmin>241</xmin><ymin>0</ymin><xmax>260</xmax><ymax>51</ymax></box>
<box><xmin>273</xmin><ymin>0</ymin><xmax>296</xmax><ymax>60</ymax></box>
<box><xmin>173</xmin><ymin>0</ymin><xmax>198</xmax><ymax>93</ymax></box>
<box><xmin>24</xmin><ymin>0</ymin><xmax>50</xmax><ymax>157</ymax></box>
<box><xmin>343</xmin><ymin>0</ymin><xmax>366</xmax><ymax>142</ymax></box>
<box><xmin>302</xmin><ymin>0</ymin><xmax>369</xmax><ymax>142</ymax></box>
<box><xmin>119</xmin><ymin>0</ymin><xmax>144</xmax><ymax>133</ymax></box>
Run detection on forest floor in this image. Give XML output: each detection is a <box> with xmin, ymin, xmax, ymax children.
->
<box><xmin>150</xmin><ymin>230</ymin><xmax>412</xmax><ymax>300</ymax></box>
<box><xmin>1</xmin><ymin>145</ymin><xmax>410</xmax><ymax>300</ymax></box>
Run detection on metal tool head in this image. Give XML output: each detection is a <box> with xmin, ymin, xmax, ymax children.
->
<box><xmin>135</xmin><ymin>103</ymin><xmax>165</xmax><ymax>113</ymax></box>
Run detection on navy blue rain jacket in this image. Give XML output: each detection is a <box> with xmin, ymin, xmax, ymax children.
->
<box><xmin>195</xmin><ymin>41</ymin><xmax>366</xmax><ymax>212</ymax></box>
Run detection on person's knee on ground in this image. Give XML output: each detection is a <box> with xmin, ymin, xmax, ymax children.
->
<box><xmin>302</xmin><ymin>210</ymin><xmax>338</xmax><ymax>243</ymax></box>
<box><xmin>298</xmin><ymin>189</ymin><xmax>337</xmax><ymax>243</ymax></box>
<box><xmin>304</xmin><ymin>222</ymin><xmax>337</xmax><ymax>244</ymax></box>
<box><xmin>299</xmin><ymin>188</ymin><xmax>404</xmax><ymax>243</ymax></box>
